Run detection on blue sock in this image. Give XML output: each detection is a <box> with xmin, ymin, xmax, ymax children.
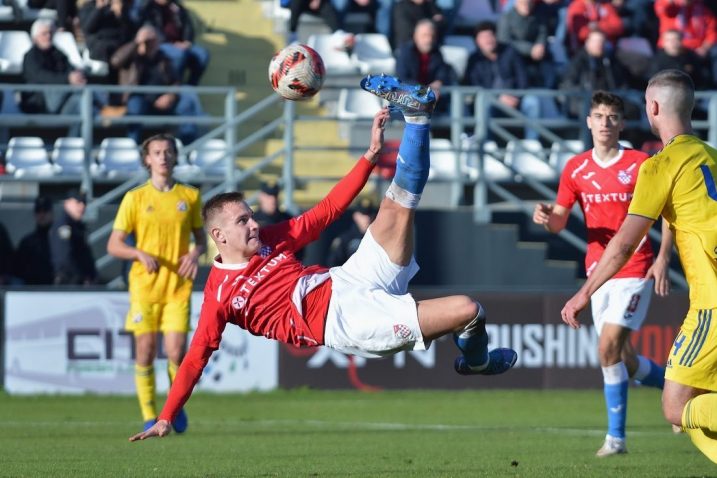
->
<box><xmin>633</xmin><ymin>355</ymin><xmax>665</xmax><ymax>389</ymax></box>
<box><xmin>603</xmin><ymin>363</ymin><xmax>629</xmax><ymax>439</ymax></box>
<box><xmin>452</xmin><ymin>305</ymin><xmax>488</xmax><ymax>367</ymax></box>
<box><xmin>393</xmin><ymin>123</ymin><xmax>430</xmax><ymax>195</ymax></box>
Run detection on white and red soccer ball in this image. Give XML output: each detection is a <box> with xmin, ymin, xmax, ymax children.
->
<box><xmin>268</xmin><ymin>44</ymin><xmax>326</xmax><ymax>101</ymax></box>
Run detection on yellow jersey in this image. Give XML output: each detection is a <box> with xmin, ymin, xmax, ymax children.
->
<box><xmin>113</xmin><ymin>181</ymin><xmax>203</xmax><ymax>303</ymax></box>
<box><xmin>628</xmin><ymin>134</ymin><xmax>717</xmax><ymax>309</ymax></box>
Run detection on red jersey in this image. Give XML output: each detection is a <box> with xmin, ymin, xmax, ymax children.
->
<box><xmin>556</xmin><ymin>147</ymin><xmax>653</xmax><ymax>278</ymax></box>
<box><xmin>566</xmin><ymin>0</ymin><xmax>624</xmax><ymax>50</ymax></box>
<box><xmin>158</xmin><ymin>157</ymin><xmax>375</xmax><ymax>421</ymax></box>
<box><xmin>655</xmin><ymin>0</ymin><xmax>717</xmax><ymax>51</ymax></box>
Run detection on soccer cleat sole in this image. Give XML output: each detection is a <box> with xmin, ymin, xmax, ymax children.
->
<box><xmin>454</xmin><ymin>348</ymin><xmax>518</xmax><ymax>376</ymax></box>
<box><xmin>360</xmin><ymin>74</ymin><xmax>436</xmax><ymax>116</ymax></box>
<box><xmin>172</xmin><ymin>408</ymin><xmax>189</xmax><ymax>434</ymax></box>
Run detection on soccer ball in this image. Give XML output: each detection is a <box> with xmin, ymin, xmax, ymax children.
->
<box><xmin>268</xmin><ymin>44</ymin><xmax>326</xmax><ymax>101</ymax></box>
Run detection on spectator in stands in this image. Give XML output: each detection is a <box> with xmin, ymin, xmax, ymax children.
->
<box><xmin>464</xmin><ymin>21</ymin><xmax>550</xmax><ymax>140</ymax></box>
<box><xmin>331</xmin><ymin>0</ymin><xmax>376</xmax><ymax>33</ymax></box>
<box><xmin>27</xmin><ymin>0</ymin><xmax>78</xmax><ymax>31</ymax></box>
<box><xmin>497</xmin><ymin>0</ymin><xmax>557</xmax><ymax>88</ymax></box>
<box><xmin>13</xmin><ymin>196</ymin><xmax>55</xmax><ymax>285</ymax></box>
<box><xmin>566</xmin><ymin>0</ymin><xmax>624</xmax><ymax>54</ymax></box>
<box><xmin>654</xmin><ymin>0</ymin><xmax>717</xmax><ymax>86</ymax></box>
<box><xmin>559</xmin><ymin>28</ymin><xmax>629</xmax><ymax>117</ymax></box>
<box><xmin>650</xmin><ymin>29</ymin><xmax>711</xmax><ymax>90</ymax></box>
<box><xmin>395</xmin><ymin>19</ymin><xmax>456</xmax><ymax>113</ymax></box>
<box><xmin>391</xmin><ymin>0</ymin><xmax>443</xmax><ymax>50</ymax></box>
<box><xmin>0</xmin><ymin>220</ymin><xmax>14</xmax><ymax>286</ymax></box>
<box><xmin>286</xmin><ymin>0</ymin><xmax>353</xmax><ymax>48</ymax></box>
<box><xmin>139</xmin><ymin>0</ymin><xmax>209</xmax><ymax>85</ymax></box>
<box><xmin>20</xmin><ymin>19</ymin><xmax>86</xmax><ymax>137</ymax></box>
<box><xmin>111</xmin><ymin>25</ymin><xmax>205</xmax><ymax>144</ymax></box>
<box><xmin>327</xmin><ymin>198</ymin><xmax>376</xmax><ymax>266</ymax></box>
<box><xmin>613</xmin><ymin>0</ymin><xmax>659</xmax><ymax>44</ymax></box>
<box><xmin>49</xmin><ymin>189</ymin><xmax>97</xmax><ymax>285</ymax></box>
<box><xmin>79</xmin><ymin>0</ymin><xmax>138</xmax><ymax>64</ymax></box>
<box><xmin>252</xmin><ymin>180</ymin><xmax>293</xmax><ymax>227</ymax></box>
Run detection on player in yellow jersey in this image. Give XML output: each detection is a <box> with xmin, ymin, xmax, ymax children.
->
<box><xmin>107</xmin><ymin>134</ymin><xmax>206</xmax><ymax>433</ymax></box>
<box><xmin>561</xmin><ymin>69</ymin><xmax>717</xmax><ymax>464</ymax></box>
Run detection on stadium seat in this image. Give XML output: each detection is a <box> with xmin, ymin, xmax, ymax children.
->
<box><xmin>188</xmin><ymin>138</ymin><xmax>232</xmax><ymax>177</ymax></box>
<box><xmin>0</xmin><ymin>31</ymin><xmax>32</xmax><ymax>75</ymax></box>
<box><xmin>0</xmin><ymin>5</ymin><xmax>14</xmax><ymax>22</ymax></box>
<box><xmin>337</xmin><ymin>88</ymin><xmax>384</xmax><ymax>120</ymax></box>
<box><xmin>429</xmin><ymin>138</ymin><xmax>460</xmax><ymax>180</ymax></box>
<box><xmin>5</xmin><ymin>136</ymin><xmax>57</xmax><ymax>177</ymax></box>
<box><xmin>473</xmin><ymin>140</ymin><xmax>513</xmax><ymax>182</ymax></box>
<box><xmin>619</xmin><ymin>140</ymin><xmax>633</xmax><ymax>149</ymax></box>
<box><xmin>307</xmin><ymin>33</ymin><xmax>361</xmax><ymax>76</ymax></box>
<box><xmin>81</xmin><ymin>48</ymin><xmax>110</xmax><ymax>77</ymax></box>
<box><xmin>52</xmin><ymin>137</ymin><xmax>90</xmax><ymax>176</ymax></box>
<box><xmin>52</xmin><ymin>31</ymin><xmax>85</xmax><ymax>71</ymax></box>
<box><xmin>505</xmin><ymin>139</ymin><xmax>556</xmax><ymax>182</ymax></box>
<box><xmin>439</xmin><ymin>44</ymin><xmax>470</xmax><ymax>80</ymax></box>
<box><xmin>12</xmin><ymin>0</ymin><xmax>57</xmax><ymax>21</ymax></box>
<box><xmin>548</xmin><ymin>139</ymin><xmax>585</xmax><ymax>172</ymax></box>
<box><xmin>351</xmin><ymin>33</ymin><xmax>395</xmax><ymax>75</ymax></box>
<box><xmin>97</xmin><ymin>137</ymin><xmax>142</xmax><ymax>178</ymax></box>
<box><xmin>443</xmin><ymin>35</ymin><xmax>476</xmax><ymax>53</ymax></box>
<box><xmin>173</xmin><ymin>138</ymin><xmax>201</xmax><ymax>179</ymax></box>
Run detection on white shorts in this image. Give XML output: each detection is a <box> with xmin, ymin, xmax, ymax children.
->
<box><xmin>323</xmin><ymin>228</ymin><xmax>428</xmax><ymax>358</ymax></box>
<box><xmin>591</xmin><ymin>277</ymin><xmax>653</xmax><ymax>335</ymax></box>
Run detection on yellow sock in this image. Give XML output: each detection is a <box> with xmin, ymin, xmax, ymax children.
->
<box><xmin>682</xmin><ymin>394</ymin><xmax>717</xmax><ymax>464</ymax></box>
<box><xmin>167</xmin><ymin>360</ymin><xmax>179</xmax><ymax>385</ymax></box>
<box><xmin>134</xmin><ymin>364</ymin><xmax>156</xmax><ymax>422</ymax></box>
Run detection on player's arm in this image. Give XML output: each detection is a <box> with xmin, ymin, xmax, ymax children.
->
<box><xmin>645</xmin><ymin>218</ymin><xmax>673</xmax><ymax>297</ymax></box>
<box><xmin>532</xmin><ymin>203</ymin><xmax>569</xmax><ymax>233</ymax></box>
<box><xmin>561</xmin><ymin>213</ymin><xmax>655</xmax><ymax>328</ymax></box>
<box><xmin>177</xmin><ymin>228</ymin><xmax>207</xmax><ymax>280</ymax></box>
<box><xmin>282</xmin><ymin>108</ymin><xmax>389</xmax><ymax>248</ymax></box>
<box><xmin>107</xmin><ymin>229</ymin><xmax>159</xmax><ymax>273</ymax></box>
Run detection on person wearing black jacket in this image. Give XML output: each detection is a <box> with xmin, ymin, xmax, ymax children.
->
<box><xmin>79</xmin><ymin>0</ymin><xmax>137</xmax><ymax>63</ymax></box>
<box><xmin>13</xmin><ymin>196</ymin><xmax>55</xmax><ymax>285</ymax></box>
<box><xmin>391</xmin><ymin>0</ymin><xmax>443</xmax><ymax>50</ymax></box>
<box><xmin>138</xmin><ymin>0</ymin><xmax>209</xmax><ymax>85</ymax></box>
<box><xmin>21</xmin><ymin>19</ymin><xmax>86</xmax><ymax>137</ymax></box>
<box><xmin>49</xmin><ymin>190</ymin><xmax>97</xmax><ymax>286</ymax></box>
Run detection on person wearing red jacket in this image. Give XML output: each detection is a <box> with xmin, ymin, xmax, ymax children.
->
<box><xmin>566</xmin><ymin>0</ymin><xmax>624</xmax><ymax>53</ymax></box>
<box><xmin>655</xmin><ymin>0</ymin><xmax>717</xmax><ymax>87</ymax></box>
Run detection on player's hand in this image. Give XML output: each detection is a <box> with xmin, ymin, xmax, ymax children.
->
<box><xmin>532</xmin><ymin>203</ymin><xmax>553</xmax><ymax>225</ymax></box>
<box><xmin>366</xmin><ymin>107</ymin><xmax>390</xmax><ymax>162</ymax></box>
<box><xmin>136</xmin><ymin>250</ymin><xmax>159</xmax><ymax>273</ymax></box>
<box><xmin>561</xmin><ymin>291</ymin><xmax>589</xmax><ymax>329</ymax></box>
<box><xmin>646</xmin><ymin>256</ymin><xmax>670</xmax><ymax>297</ymax></box>
<box><xmin>178</xmin><ymin>251</ymin><xmax>199</xmax><ymax>280</ymax></box>
<box><xmin>129</xmin><ymin>419</ymin><xmax>171</xmax><ymax>442</ymax></box>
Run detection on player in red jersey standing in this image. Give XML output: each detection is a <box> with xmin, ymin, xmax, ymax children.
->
<box><xmin>533</xmin><ymin>91</ymin><xmax>673</xmax><ymax>457</ymax></box>
<box><xmin>130</xmin><ymin>76</ymin><xmax>518</xmax><ymax>442</ymax></box>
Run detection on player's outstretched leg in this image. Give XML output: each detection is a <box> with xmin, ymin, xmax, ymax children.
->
<box><xmin>453</xmin><ymin>302</ymin><xmax>517</xmax><ymax>375</ymax></box>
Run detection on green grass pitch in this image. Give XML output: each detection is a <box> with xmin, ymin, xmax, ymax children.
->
<box><xmin>0</xmin><ymin>388</ymin><xmax>714</xmax><ymax>477</ymax></box>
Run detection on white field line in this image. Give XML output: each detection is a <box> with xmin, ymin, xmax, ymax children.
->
<box><xmin>0</xmin><ymin>419</ymin><xmax>673</xmax><ymax>437</ymax></box>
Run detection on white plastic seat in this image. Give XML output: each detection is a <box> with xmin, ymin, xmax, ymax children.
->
<box><xmin>548</xmin><ymin>139</ymin><xmax>585</xmax><ymax>172</ymax></box>
<box><xmin>189</xmin><ymin>138</ymin><xmax>232</xmax><ymax>176</ymax></box>
<box><xmin>97</xmin><ymin>137</ymin><xmax>141</xmax><ymax>178</ymax></box>
<box><xmin>51</xmin><ymin>137</ymin><xmax>86</xmax><ymax>175</ymax></box>
<box><xmin>52</xmin><ymin>31</ymin><xmax>84</xmax><ymax>71</ymax></box>
<box><xmin>0</xmin><ymin>5</ymin><xmax>14</xmax><ymax>22</ymax></box>
<box><xmin>351</xmin><ymin>33</ymin><xmax>395</xmax><ymax>75</ymax></box>
<box><xmin>307</xmin><ymin>33</ymin><xmax>361</xmax><ymax>76</ymax></box>
<box><xmin>460</xmin><ymin>138</ymin><xmax>513</xmax><ymax>182</ymax></box>
<box><xmin>439</xmin><ymin>44</ymin><xmax>470</xmax><ymax>80</ymax></box>
<box><xmin>337</xmin><ymin>88</ymin><xmax>384</xmax><ymax>120</ymax></box>
<box><xmin>12</xmin><ymin>0</ymin><xmax>57</xmax><ymax>21</ymax></box>
<box><xmin>443</xmin><ymin>35</ymin><xmax>476</xmax><ymax>53</ymax></box>
<box><xmin>0</xmin><ymin>31</ymin><xmax>32</xmax><ymax>75</ymax></box>
<box><xmin>429</xmin><ymin>138</ymin><xmax>460</xmax><ymax>179</ymax></box>
<box><xmin>506</xmin><ymin>139</ymin><xmax>556</xmax><ymax>181</ymax></box>
<box><xmin>81</xmin><ymin>47</ymin><xmax>110</xmax><ymax>76</ymax></box>
<box><xmin>6</xmin><ymin>136</ymin><xmax>56</xmax><ymax>177</ymax></box>
<box><xmin>173</xmin><ymin>137</ymin><xmax>201</xmax><ymax>179</ymax></box>
<box><xmin>619</xmin><ymin>139</ymin><xmax>634</xmax><ymax>149</ymax></box>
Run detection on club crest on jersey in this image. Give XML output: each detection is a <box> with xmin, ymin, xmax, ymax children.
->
<box><xmin>617</xmin><ymin>170</ymin><xmax>632</xmax><ymax>185</ymax></box>
<box><xmin>260</xmin><ymin>245</ymin><xmax>273</xmax><ymax>257</ymax></box>
<box><xmin>177</xmin><ymin>200</ymin><xmax>187</xmax><ymax>212</ymax></box>
<box><xmin>393</xmin><ymin>324</ymin><xmax>412</xmax><ymax>340</ymax></box>
<box><xmin>231</xmin><ymin>296</ymin><xmax>246</xmax><ymax>310</ymax></box>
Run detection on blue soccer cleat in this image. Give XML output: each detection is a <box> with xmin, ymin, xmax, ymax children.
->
<box><xmin>172</xmin><ymin>408</ymin><xmax>188</xmax><ymax>433</ymax></box>
<box><xmin>143</xmin><ymin>418</ymin><xmax>157</xmax><ymax>431</ymax></box>
<box><xmin>454</xmin><ymin>348</ymin><xmax>518</xmax><ymax>376</ymax></box>
<box><xmin>360</xmin><ymin>74</ymin><xmax>436</xmax><ymax>117</ymax></box>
